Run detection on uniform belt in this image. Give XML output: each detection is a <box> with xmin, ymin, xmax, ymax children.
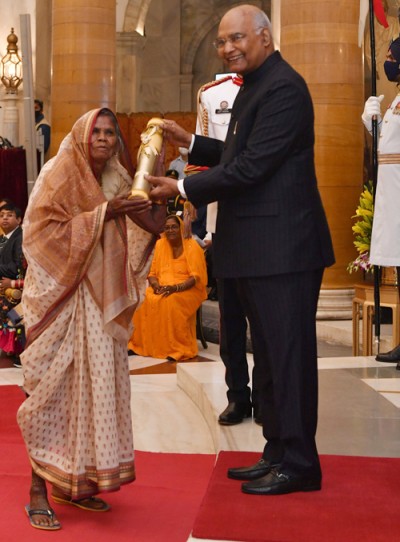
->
<box><xmin>378</xmin><ymin>153</ymin><xmax>400</xmax><ymax>164</ymax></box>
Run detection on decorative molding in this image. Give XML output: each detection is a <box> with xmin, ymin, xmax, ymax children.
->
<box><xmin>317</xmin><ymin>288</ymin><xmax>355</xmax><ymax>320</ymax></box>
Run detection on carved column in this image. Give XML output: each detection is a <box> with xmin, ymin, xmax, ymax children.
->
<box><xmin>50</xmin><ymin>0</ymin><xmax>116</xmax><ymax>154</ymax></box>
<box><xmin>180</xmin><ymin>73</ymin><xmax>194</xmax><ymax>112</ymax></box>
<box><xmin>116</xmin><ymin>32</ymin><xmax>146</xmax><ymax>114</ymax></box>
<box><xmin>280</xmin><ymin>0</ymin><xmax>364</xmax><ymax>318</ymax></box>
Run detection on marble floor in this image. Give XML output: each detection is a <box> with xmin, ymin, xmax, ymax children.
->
<box><xmin>1</xmin><ymin>319</ymin><xmax>400</xmax><ymax>542</ymax></box>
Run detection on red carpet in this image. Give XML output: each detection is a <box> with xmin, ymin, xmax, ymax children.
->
<box><xmin>192</xmin><ymin>450</ymin><xmax>400</xmax><ymax>542</ymax></box>
<box><xmin>0</xmin><ymin>385</ymin><xmax>215</xmax><ymax>541</ymax></box>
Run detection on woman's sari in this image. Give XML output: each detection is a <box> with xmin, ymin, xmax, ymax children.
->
<box><xmin>17</xmin><ymin>109</ymin><xmax>155</xmax><ymax>498</ymax></box>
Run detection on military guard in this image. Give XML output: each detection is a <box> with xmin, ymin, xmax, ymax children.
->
<box><xmin>194</xmin><ymin>74</ymin><xmax>262</xmax><ymax>425</ymax></box>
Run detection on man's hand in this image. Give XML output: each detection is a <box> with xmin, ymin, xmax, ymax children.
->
<box><xmin>146</xmin><ymin>174</ymin><xmax>180</xmax><ymax>200</ymax></box>
<box><xmin>362</xmin><ymin>95</ymin><xmax>384</xmax><ymax>131</ymax></box>
<box><xmin>161</xmin><ymin>120</ymin><xmax>192</xmax><ymax>148</ymax></box>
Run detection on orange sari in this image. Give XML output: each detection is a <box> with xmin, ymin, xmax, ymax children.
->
<box><xmin>17</xmin><ymin>109</ymin><xmax>155</xmax><ymax>498</ymax></box>
<box><xmin>129</xmin><ymin>224</ymin><xmax>207</xmax><ymax>360</ymax></box>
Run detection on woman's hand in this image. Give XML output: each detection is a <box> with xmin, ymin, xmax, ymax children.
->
<box><xmin>105</xmin><ymin>193</ymin><xmax>152</xmax><ymax>221</ymax></box>
<box><xmin>106</xmin><ymin>192</ymin><xmax>166</xmax><ymax>234</ymax></box>
<box><xmin>160</xmin><ymin>284</ymin><xmax>178</xmax><ymax>297</ymax></box>
<box><xmin>149</xmin><ymin>280</ymin><xmax>162</xmax><ymax>295</ymax></box>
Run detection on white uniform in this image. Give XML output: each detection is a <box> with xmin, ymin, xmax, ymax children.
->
<box><xmin>195</xmin><ymin>75</ymin><xmax>241</xmax><ymax>233</ymax></box>
<box><xmin>370</xmin><ymin>93</ymin><xmax>400</xmax><ymax>266</ymax></box>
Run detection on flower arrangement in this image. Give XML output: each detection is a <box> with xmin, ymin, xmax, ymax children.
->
<box><xmin>347</xmin><ymin>180</ymin><xmax>374</xmax><ymax>274</ymax></box>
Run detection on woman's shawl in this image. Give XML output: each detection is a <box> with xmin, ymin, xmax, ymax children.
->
<box><xmin>22</xmin><ymin>108</ymin><xmax>154</xmax><ymax>344</ymax></box>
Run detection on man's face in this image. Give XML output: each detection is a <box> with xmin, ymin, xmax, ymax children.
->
<box><xmin>216</xmin><ymin>11</ymin><xmax>270</xmax><ymax>75</ymax></box>
<box><xmin>385</xmin><ymin>48</ymin><xmax>400</xmax><ymax>82</ymax></box>
<box><xmin>0</xmin><ymin>210</ymin><xmax>21</xmax><ymax>234</ymax></box>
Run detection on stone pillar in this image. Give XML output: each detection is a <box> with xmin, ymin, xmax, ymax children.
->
<box><xmin>280</xmin><ymin>0</ymin><xmax>364</xmax><ymax>318</ymax></box>
<box><xmin>116</xmin><ymin>31</ymin><xmax>146</xmax><ymax>114</ymax></box>
<box><xmin>2</xmin><ymin>94</ymin><xmax>19</xmax><ymax>146</ymax></box>
<box><xmin>50</xmin><ymin>0</ymin><xmax>116</xmax><ymax>155</ymax></box>
<box><xmin>180</xmin><ymin>73</ymin><xmax>194</xmax><ymax>112</ymax></box>
<box><xmin>35</xmin><ymin>0</ymin><xmax>52</xmax><ymax>109</ymax></box>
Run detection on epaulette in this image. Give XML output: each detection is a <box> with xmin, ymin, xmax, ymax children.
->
<box><xmin>199</xmin><ymin>75</ymin><xmax>233</xmax><ymax>93</ymax></box>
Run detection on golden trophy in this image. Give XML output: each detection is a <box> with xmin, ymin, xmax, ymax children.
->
<box><xmin>130</xmin><ymin>117</ymin><xmax>164</xmax><ymax>199</ymax></box>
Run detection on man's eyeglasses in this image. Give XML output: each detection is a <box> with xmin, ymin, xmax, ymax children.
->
<box><xmin>212</xmin><ymin>27</ymin><xmax>265</xmax><ymax>50</ymax></box>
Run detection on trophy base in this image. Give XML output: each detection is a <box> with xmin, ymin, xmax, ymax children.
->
<box><xmin>129</xmin><ymin>189</ymin><xmax>150</xmax><ymax>200</ymax></box>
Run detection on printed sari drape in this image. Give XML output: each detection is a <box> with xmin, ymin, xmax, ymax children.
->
<box><xmin>17</xmin><ymin>109</ymin><xmax>155</xmax><ymax>498</ymax></box>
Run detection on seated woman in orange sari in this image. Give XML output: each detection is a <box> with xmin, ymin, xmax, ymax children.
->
<box><xmin>129</xmin><ymin>214</ymin><xmax>207</xmax><ymax>361</ymax></box>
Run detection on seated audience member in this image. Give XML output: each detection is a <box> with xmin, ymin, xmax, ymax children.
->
<box><xmin>165</xmin><ymin>191</ymin><xmax>215</xmax><ymax>299</ymax></box>
<box><xmin>0</xmin><ymin>204</ymin><xmax>23</xmax><ymax>278</ymax></box>
<box><xmin>129</xmin><ymin>214</ymin><xmax>207</xmax><ymax>361</ymax></box>
<box><xmin>0</xmin><ymin>276</ymin><xmax>25</xmax><ymax>366</ymax></box>
<box><xmin>165</xmin><ymin>170</ymin><xmax>185</xmax><ymax>216</ymax></box>
<box><xmin>35</xmin><ymin>99</ymin><xmax>51</xmax><ymax>154</ymax></box>
<box><xmin>0</xmin><ymin>198</ymin><xmax>14</xmax><ymax>235</ymax></box>
<box><xmin>0</xmin><ymin>204</ymin><xmax>25</xmax><ymax>366</ymax></box>
<box><xmin>168</xmin><ymin>147</ymin><xmax>188</xmax><ymax>178</ymax></box>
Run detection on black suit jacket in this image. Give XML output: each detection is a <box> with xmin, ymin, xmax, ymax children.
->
<box><xmin>186</xmin><ymin>52</ymin><xmax>335</xmax><ymax>278</ymax></box>
<box><xmin>0</xmin><ymin>226</ymin><xmax>23</xmax><ymax>278</ymax></box>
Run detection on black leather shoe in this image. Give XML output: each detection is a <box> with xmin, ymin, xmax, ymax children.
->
<box><xmin>396</xmin><ymin>362</ymin><xmax>400</xmax><ymax>371</ymax></box>
<box><xmin>241</xmin><ymin>468</ymin><xmax>321</xmax><ymax>495</ymax></box>
<box><xmin>376</xmin><ymin>344</ymin><xmax>400</xmax><ymax>362</ymax></box>
<box><xmin>218</xmin><ymin>402</ymin><xmax>252</xmax><ymax>425</ymax></box>
<box><xmin>228</xmin><ymin>459</ymin><xmax>275</xmax><ymax>480</ymax></box>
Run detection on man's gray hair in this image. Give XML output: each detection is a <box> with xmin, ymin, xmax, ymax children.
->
<box><xmin>254</xmin><ymin>10</ymin><xmax>272</xmax><ymax>34</ymax></box>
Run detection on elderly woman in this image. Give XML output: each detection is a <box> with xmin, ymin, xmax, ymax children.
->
<box><xmin>17</xmin><ymin>108</ymin><xmax>165</xmax><ymax>530</ymax></box>
<box><xmin>129</xmin><ymin>214</ymin><xmax>207</xmax><ymax>361</ymax></box>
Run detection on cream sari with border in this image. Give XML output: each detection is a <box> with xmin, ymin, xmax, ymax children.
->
<box><xmin>17</xmin><ymin>109</ymin><xmax>155</xmax><ymax>498</ymax></box>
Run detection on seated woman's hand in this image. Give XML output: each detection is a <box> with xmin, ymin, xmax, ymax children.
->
<box><xmin>0</xmin><ymin>277</ymin><xmax>13</xmax><ymax>290</ymax></box>
<box><xmin>160</xmin><ymin>284</ymin><xmax>177</xmax><ymax>297</ymax></box>
<box><xmin>151</xmin><ymin>284</ymin><xmax>162</xmax><ymax>295</ymax></box>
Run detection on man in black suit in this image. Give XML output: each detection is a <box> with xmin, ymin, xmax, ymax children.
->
<box><xmin>147</xmin><ymin>4</ymin><xmax>334</xmax><ymax>495</ymax></box>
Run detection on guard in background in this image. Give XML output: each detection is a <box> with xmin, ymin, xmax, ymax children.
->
<box><xmin>35</xmin><ymin>99</ymin><xmax>51</xmax><ymax>169</ymax></box>
<box><xmin>196</xmin><ymin>74</ymin><xmax>262</xmax><ymax>425</ymax></box>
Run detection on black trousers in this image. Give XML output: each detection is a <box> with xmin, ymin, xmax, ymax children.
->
<box><xmin>218</xmin><ymin>278</ymin><xmax>260</xmax><ymax>406</ymax></box>
<box><xmin>236</xmin><ymin>269</ymin><xmax>324</xmax><ymax>477</ymax></box>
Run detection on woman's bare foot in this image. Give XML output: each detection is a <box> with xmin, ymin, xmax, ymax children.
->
<box><xmin>28</xmin><ymin>470</ymin><xmax>60</xmax><ymax>529</ymax></box>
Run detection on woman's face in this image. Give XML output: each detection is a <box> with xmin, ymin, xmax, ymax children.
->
<box><xmin>164</xmin><ymin>218</ymin><xmax>181</xmax><ymax>243</ymax></box>
<box><xmin>90</xmin><ymin>115</ymin><xmax>118</xmax><ymax>169</ymax></box>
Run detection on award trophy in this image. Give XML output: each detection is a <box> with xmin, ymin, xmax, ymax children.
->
<box><xmin>129</xmin><ymin>117</ymin><xmax>164</xmax><ymax>199</ymax></box>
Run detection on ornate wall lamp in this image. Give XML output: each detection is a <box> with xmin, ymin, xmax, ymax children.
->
<box><xmin>1</xmin><ymin>28</ymin><xmax>23</xmax><ymax>93</ymax></box>
<box><xmin>0</xmin><ymin>28</ymin><xmax>23</xmax><ymax>145</ymax></box>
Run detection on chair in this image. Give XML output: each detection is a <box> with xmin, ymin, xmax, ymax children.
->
<box><xmin>352</xmin><ymin>282</ymin><xmax>400</xmax><ymax>356</ymax></box>
<box><xmin>196</xmin><ymin>305</ymin><xmax>208</xmax><ymax>349</ymax></box>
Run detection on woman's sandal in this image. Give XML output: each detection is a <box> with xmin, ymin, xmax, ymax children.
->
<box><xmin>51</xmin><ymin>494</ymin><xmax>110</xmax><ymax>512</ymax></box>
<box><xmin>25</xmin><ymin>505</ymin><xmax>61</xmax><ymax>530</ymax></box>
